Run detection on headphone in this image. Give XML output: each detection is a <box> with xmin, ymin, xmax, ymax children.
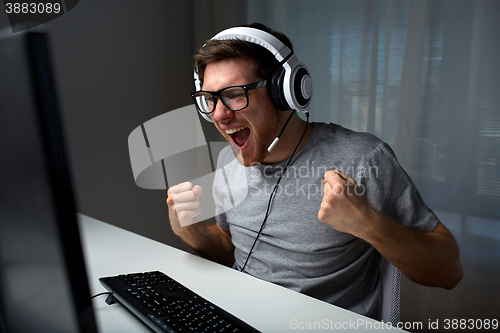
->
<box><xmin>194</xmin><ymin>26</ymin><xmax>313</xmax><ymax>123</ymax></box>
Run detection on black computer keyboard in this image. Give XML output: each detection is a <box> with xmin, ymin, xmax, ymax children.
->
<box><xmin>99</xmin><ymin>271</ymin><xmax>261</xmax><ymax>333</ymax></box>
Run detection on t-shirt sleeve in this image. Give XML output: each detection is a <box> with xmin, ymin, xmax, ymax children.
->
<box><xmin>360</xmin><ymin>142</ymin><xmax>439</xmax><ymax>232</ymax></box>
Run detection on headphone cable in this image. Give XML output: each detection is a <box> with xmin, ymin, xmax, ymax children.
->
<box><xmin>240</xmin><ymin>112</ymin><xmax>310</xmax><ymax>273</ymax></box>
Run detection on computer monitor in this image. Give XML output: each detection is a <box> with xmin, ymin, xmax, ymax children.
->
<box><xmin>0</xmin><ymin>30</ymin><xmax>98</xmax><ymax>332</ymax></box>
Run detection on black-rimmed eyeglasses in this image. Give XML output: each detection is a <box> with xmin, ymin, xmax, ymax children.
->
<box><xmin>191</xmin><ymin>79</ymin><xmax>267</xmax><ymax>115</ymax></box>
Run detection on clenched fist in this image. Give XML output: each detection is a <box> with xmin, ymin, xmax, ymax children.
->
<box><xmin>166</xmin><ymin>182</ymin><xmax>202</xmax><ymax>233</ymax></box>
<box><xmin>318</xmin><ymin>170</ymin><xmax>375</xmax><ymax>238</ymax></box>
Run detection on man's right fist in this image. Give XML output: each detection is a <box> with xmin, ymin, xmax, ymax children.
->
<box><xmin>166</xmin><ymin>182</ymin><xmax>202</xmax><ymax>232</ymax></box>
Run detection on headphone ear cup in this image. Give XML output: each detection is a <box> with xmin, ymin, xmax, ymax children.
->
<box><xmin>268</xmin><ymin>67</ymin><xmax>291</xmax><ymax>111</ymax></box>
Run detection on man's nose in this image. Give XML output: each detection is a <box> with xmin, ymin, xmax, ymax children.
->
<box><xmin>211</xmin><ymin>99</ymin><xmax>234</xmax><ymax>123</ymax></box>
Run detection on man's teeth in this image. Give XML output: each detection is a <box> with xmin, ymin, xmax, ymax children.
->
<box><xmin>225</xmin><ymin>127</ymin><xmax>246</xmax><ymax>135</ymax></box>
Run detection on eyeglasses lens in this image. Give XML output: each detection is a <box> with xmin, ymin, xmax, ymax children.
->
<box><xmin>194</xmin><ymin>86</ymin><xmax>248</xmax><ymax>114</ymax></box>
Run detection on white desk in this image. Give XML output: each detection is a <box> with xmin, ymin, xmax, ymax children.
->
<box><xmin>78</xmin><ymin>214</ymin><xmax>403</xmax><ymax>332</ymax></box>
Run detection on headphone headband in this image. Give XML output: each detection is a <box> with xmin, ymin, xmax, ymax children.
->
<box><xmin>194</xmin><ymin>26</ymin><xmax>312</xmax><ymax>122</ymax></box>
<box><xmin>211</xmin><ymin>27</ymin><xmax>292</xmax><ymax>62</ymax></box>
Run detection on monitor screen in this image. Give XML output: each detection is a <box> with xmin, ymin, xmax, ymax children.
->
<box><xmin>0</xmin><ymin>30</ymin><xmax>98</xmax><ymax>332</ymax></box>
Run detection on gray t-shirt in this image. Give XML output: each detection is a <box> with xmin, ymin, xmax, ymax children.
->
<box><xmin>213</xmin><ymin>122</ymin><xmax>438</xmax><ymax>319</ymax></box>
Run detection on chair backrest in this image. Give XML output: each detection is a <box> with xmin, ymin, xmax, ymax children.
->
<box><xmin>380</xmin><ymin>258</ymin><xmax>401</xmax><ymax>325</ymax></box>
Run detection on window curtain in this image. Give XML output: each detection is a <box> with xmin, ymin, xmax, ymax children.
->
<box><xmin>248</xmin><ymin>0</ymin><xmax>500</xmax><ymax>321</ymax></box>
<box><xmin>248</xmin><ymin>0</ymin><xmax>500</xmax><ymax>242</ymax></box>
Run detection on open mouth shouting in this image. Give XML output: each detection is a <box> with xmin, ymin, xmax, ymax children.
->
<box><xmin>225</xmin><ymin>126</ymin><xmax>251</xmax><ymax>151</ymax></box>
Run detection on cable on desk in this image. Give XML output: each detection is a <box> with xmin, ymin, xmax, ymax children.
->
<box><xmin>90</xmin><ymin>291</ymin><xmax>112</xmax><ymax>299</ymax></box>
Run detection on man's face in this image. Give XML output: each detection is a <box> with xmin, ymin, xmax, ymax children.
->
<box><xmin>203</xmin><ymin>58</ymin><xmax>280</xmax><ymax>166</ymax></box>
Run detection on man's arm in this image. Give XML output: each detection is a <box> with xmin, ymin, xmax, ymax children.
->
<box><xmin>319</xmin><ymin>170</ymin><xmax>463</xmax><ymax>289</ymax></box>
<box><xmin>167</xmin><ymin>182</ymin><xmax>235</xmax><ymax>267</ymax></box>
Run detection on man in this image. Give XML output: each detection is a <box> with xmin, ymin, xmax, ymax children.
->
<box><xmin>166</xmin><ymin>23</ymin><xmax>463</xmax><ymax>319</ymax></box>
